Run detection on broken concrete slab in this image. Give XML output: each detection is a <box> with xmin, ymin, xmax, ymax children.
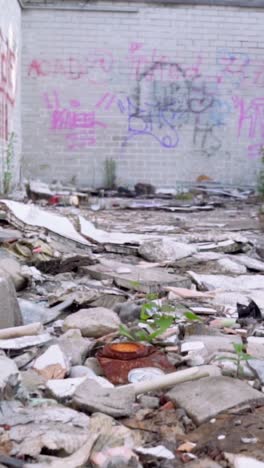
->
<box><xmin>21</xmin><ymin>369</ymin><xmax>46</xmax><ymax>395</ymax></box>
<box><xmin>85</xmin><ymin>259</ymin><xmax>191</xmax><ymax>293</ymax></box>
<box><xmin>0</xmin><ymin>271</ymin><xmax>23</xmax><ymax>329</ymax></box>
<box><xmin>10</xmin><ymin>418</ymin><xmax>90</xmax><ymax>459</ymax></box>
<box><xmin>0</xmin><ymin>333</ymin><xmax>52</xmax><ymax>350</ymax></box>
<box><xmin>58</xmin><ymin>329</ymin><xmax>92</xmax><ymax>366</ymax></box>
<box><xmin>0</xmin><ymin>256</ymin><xmax>27</xmax><ymax>291</ymax></box>
<box><xmin>197</xmin><ymin>238</ymin><xmax>250</xmax><ymax>254</ymax></box>
<box><xmin>166</xmin><ymin>376</ymin><xmax>264</xmax><ymax>424</ymax></box>
<box><xmin>63</xmin><ymin>307</ymin><xmax>121</xmax><ymax>338</ymax></box>
<box><xmin>189</xmin><ymin>271</ymin><xmax>264</xmax><ymax>292</ymax></box>
<box><xmin>0</xmin><ymin>200</ymin><xmax>90</xmax><ymax>246</ymax></box>
<box><xmin>0</xmin><ymin>227</ymin><xmax>22</xmax><ymax>242</ymax></box>
<box><xmin>247</xmin><ymin>359</ymin><xmax>264</xmax><ymax>384</ymax></box>
<box><xmin>138</xmin><ymin>239</ymin><xmax>197</xmax><ymax>263</ymax></box>
<box><xmin>0</xmin><ymin>400</ymin><xmax>90</xmax><ymax>427</ymax></box>
<box><xmin>72</xmin><ymin>378</ymin><xmax>135</xmax><ymax>417</ymax></box>
<box><xmin>19</xmin><ymin>297</ymin><xmax>74</xmax><ymax>326</ymax></box>
<box><xmin>0</xmin><ymin>355</ymin><xmax>20</xmax><ymax>399</ymax></box>
<box><xmin>70</xmin><ymin>366</ymin><xmax>113</xmax><ymax>388</ymax></box>
<box><xmin>79</xmin><ymin>215</ymin><xmax>149</xmax><ymax>245</ymax></box>
<box><xmin>217</xmin><ymin>258</ymin><xmax>247</xmax><ymax>274</ymax></box>
<box><xmin>183</xmin><ymin>335</ymin><xmax>241</xmax><ymax>358</ymax></box>
<box><xmin>234</xmin><ymin>255</ymin><xmax>264</xmax><ymax>272</ymax></box>
<box><xmin>224</xmin><ymin>453</ymin><xmax>264</xmax><ymax>468</ymax></box>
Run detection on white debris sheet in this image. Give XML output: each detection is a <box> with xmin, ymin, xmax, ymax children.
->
<box><xmin>0</xmin><ymin>200</ymin><xmax>89</xmax><ymax>245</ymax></box>
<box><xmin>79</xmin><ymin>215</ymin><xmax>152</xmax><ymax>245</ymax></box>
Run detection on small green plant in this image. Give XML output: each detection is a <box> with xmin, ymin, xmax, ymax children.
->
<box><xmin>184</xmin><ymin>311</ymin><xmax>203</xmax><ymax>322</ymax></box>
<box><xmin>119</xmin><ymin>314</ymin><xmax>174</xmax><ymax>343</ymax></box>
<box><xmin>2</xmin><ymin>132</ymin><xmax>16</xmax><ymax>195</ymax></box>
<box><xmin>119</xmin><ymin>295</ymin><xmax>174</xmax><ymax>343</ymax></box>
<box><xmin>175</xmin><ymin>192</ymin><xmax>193</xmax><ymax>201</ymax></box>
<box><xmin>217</xmin><ymin>343</ymin><xmax>252</xmax><ymax>378</ymax></box>
<box><xmin>104</xmin><ymin>158</ymin><xmax>116</xmax><ymax>189</ymax></box>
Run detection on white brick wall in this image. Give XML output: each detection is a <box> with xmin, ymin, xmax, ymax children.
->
<box><xmin>0</xmin><ymin>0</ymin><xmax>21</xmax><ymax>190</ymax></box>
<box><xmin>21</xmin><ymin>1</ymin><xmax>264</xmax><ymax>187</ymax></box>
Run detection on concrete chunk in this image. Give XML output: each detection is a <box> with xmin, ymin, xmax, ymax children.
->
<box><xmin>138</xmin><ymin>239</ymin><xmax>197</xmax><ymax>263</ymax></box>
<box><xmin>0</xmin><ymin>355</ymin><xmax>20</xmax><ymax>399</ymax></box>
<box><xmin>167</xmin><ymin>376</ymin><xmax>264</xmax><ymax>424</ymax></box>
<box><xmin>0</xmin><ymin>272</ymin><xmax>23</xmax><ymax>329</ymax></box>
<box><xmin>63</xmin><ymin>307</ymin><xmax>120</xmax><ymax>338</ymax></box>
<box><xmin>72</xmin><ymin>378</ymin><xmax>135</xmax><ymax>417</ymax></box>
<box><xmin>85</xmin><ymin>259</ymin><xmax>190</xmax><ymax>293</ymax></box>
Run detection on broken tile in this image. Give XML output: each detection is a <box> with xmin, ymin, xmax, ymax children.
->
<box><xmin>167</xmin><ymin>376</ymin><xmax>264</xmax><ymax>424</ymax></box>
<box><xmin>32</xmin><ymin>344</ymin><xmax>69</xmax><ymax>379</ymax></box>
<box><xmin>46</xmin><ymin>377</ymin><xmax>87</xmax><ymax>399</ymax></box>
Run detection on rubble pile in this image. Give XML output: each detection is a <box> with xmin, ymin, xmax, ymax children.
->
<box><xmin>0</xmin><ymin>182</ymin><xmax>264</xmax><ymax>467</ymax></box>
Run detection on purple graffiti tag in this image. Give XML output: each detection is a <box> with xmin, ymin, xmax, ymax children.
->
<box><xmin>121</xmin><ymin>97</ymin><xmax>179</xmax><ymax>149</ymax></box>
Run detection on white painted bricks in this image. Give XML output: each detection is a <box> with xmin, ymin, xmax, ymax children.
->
<box><xmin>21</xmin><ymin>2</ymin><xmax>264</xmax><ymax>187</ymax></box>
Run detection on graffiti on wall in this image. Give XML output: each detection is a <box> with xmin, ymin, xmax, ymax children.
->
<box><xmin>233</xmin><ymin>96</ymin><xmax>264</xmax><ymax>159</ymax></box>
<box><xmin>43</xmin><ymin>91</ymin><xmax>107</xmax><ymax>149</ymax></box>
<box><xmin>118</xmin><ymin>62</ymin><xmax>232</xmax><ymax>157</ymax></box>
<box><xmin>29</xmin><ymin>44</ymin><xmax>264</xmax><ymax>158</ymax></box>
<box><xmin>0</xmin><ymin>29</ymin><xmax>16</xmax><ymax>141</ymax></box>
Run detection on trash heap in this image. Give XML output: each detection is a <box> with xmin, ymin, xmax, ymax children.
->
<box><xmin>0</xmin><ymin>182</ymin><xmax>264</xmax><ymax>467</ymax></box>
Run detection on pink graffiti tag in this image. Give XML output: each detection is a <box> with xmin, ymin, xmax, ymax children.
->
<box><xmin>95</xmin><ymin>93</ymin><xmax>116</xmax><ymax>110</ymax></box>
<box><xmin>233</xmin><ymin>96</ymin><xmax>264</xmax><ymax>139</ymax></box>
<box><xmin>130</xmin><ymin>42</ymin><xmax>144</xmax><ymax>54</ymax></box>
<box><xmin>43</xmin><ymin>91</ymin><xmax>107</xmax><ymax>150</ymax></box>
